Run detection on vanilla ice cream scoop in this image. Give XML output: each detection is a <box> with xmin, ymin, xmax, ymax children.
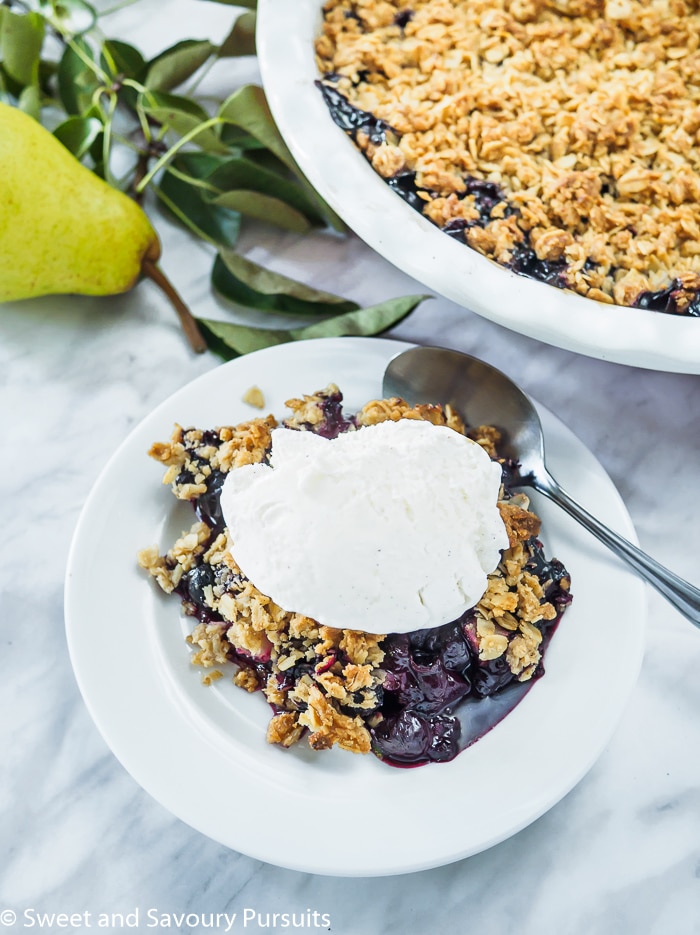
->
<box><xmin>219</xmin><ymin>419</ymin><xmax>509</xmax><ymax>634</ymax></box>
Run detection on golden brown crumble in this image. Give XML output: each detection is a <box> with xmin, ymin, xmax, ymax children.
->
<box><xmin>146</xmin><ymin>416</ymin><xmax>277</xmax><ymax>504</ymax></box>
<box><xmin>202</xmin><ymin>670</ymin><xmax>224</xmax><ymax>686</ymax></box>
<box><xmin>470</xmin><ymin>535</ymin><xmax>562</xmax><ymax>673</ymax></box>
<box><xmin>217</xmin><ymin>416</ymin><xmax>277</xmax><ymax>472</ymax></box>
<box><xmin>188</xmin><ymin>622</ymin><xmax>231</xmax><ymax>668</ymax></box>
<box><xmin>139</xmin><ymin>385</ymin><xmax>570</xmax><ymax>758</ymax></box>
<box><xmin>136</xmin><ymin>545</ymin><xmax>175</xmax><ymax>593</ymax></box>
<box><xmin>316</xmin><ymin>0</ymin><xmax>700</xmax><ymax>309</ymax></box>
<box><xmin>469</xmin><ymin>424</ymin><xmax>502</xmax><ymax>459</ymax></box>
<box><xmin>498</xmin><ymin>498</ymin><xmax>543</xmax><ymax>547</ymax></box>
<box><xmin>233</xmin><ymin>668</ymin><xmax>260</xmax><ymax>692</ymax></box>
<box><xmin>356</xmin><ymin>395</ymin><xmax>465</xmax><ymax>432</ymax></box>
<box><xmin>137</xmin><ymin>521</ymin><xmax>212</xmax><ymax>592</ymax></box>
<box><xmin>267</xmin><ymin>711</ymin><xmax>305</xmax><ymax>747</ymax></box>
<box><xmin>242</xmin><ymin>385</ymin><xmax>266</xmax><ymax>409</ymax></box>
<box><xmin>284</xmin><ymin>384</ymin><xmax>342</xmax><ymax>429</ymax></box>
<box><xmin>293</xmin><ymin>676</ymin><xmax>373</xmax><ymax>753</ymax></box>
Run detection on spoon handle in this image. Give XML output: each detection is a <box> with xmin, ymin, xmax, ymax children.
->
<box><xmin>531</xmin><ymin>473</ymin><xmax>700</xmax><ymax>627</ymax></box>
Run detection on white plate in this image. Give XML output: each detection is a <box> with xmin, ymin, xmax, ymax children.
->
<box><xmin>64</xmin><ymin>337</ymin><xmax>646</xmax><ymax>876</ymax></box>
<box><xmin>256</xmin><ymin>0</ymin><xmax>700</xmax><ymax>374</ymax></box>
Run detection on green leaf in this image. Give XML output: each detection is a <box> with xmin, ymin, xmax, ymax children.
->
<box><xmin>100</xmin><ymin>40</ymin><xmax>146</xmax><ymax>109</ymax></box>
<box><xmin>241</xmin><ymin>147</ymin><xmax>292</xmax><ymax>177</ymax></box>
<box><xmin>218</xmin><ymin>125</ymin><xmax>268</xmax><ymax>150</ymax></box>
<box><xmin>197</xmin><ymin>294</ymin><xmax>430</xmax><ymax>359</ymax></box>
<box><xmin>158</xmin><ymin>164</ymin><xmax>241</xmax><ymax>248</ymax></box>
<box><xmin>38</xmin><ymin>58</ymin><xmax>58</xmax><ymax>96</ymax></box>
<box><xmin>145</xmin><ymin>39</ymin><xmax>216</xmax><ymax>92</ymax></box>
<box><xmin>0</xmin><ymin>8</ymin><xmax>45</xmax><ymax>87</ymax></box>
<box><xmin>239</xmin><ymin>146</ymin><xmax>290</xmax><ymax>178</ymax></box>
<box><xmin>141</xmin><ymin>89</ymin><xmax>207</xmax><ymax>125</ymax></box>
<box><xmin>193</xmin><ymin>320</ymin><xmax>240</xmax><ymax>360</ymax></box>
<box><xmin>100</xmin><ymin>39</ymin><xmax>146</xmax><ymax>79</ymax></box>
<box><xmin>205</xmin><ymin>156</ymin><xmax>326</xmax><ymax>224</ymax></box>
<box><xmin>38</xmin><ymin>0</ymin><xmax>97</xmax><ymax>36</ymax></box>
<box><xmin>197</xmin><ymin>319</ymin><xmax>287</xmax><ymax>360</ymax></box>
<box><xmin>209</xmin><ymin>191</ymin><xmax>311</xmax><ymax>232</ymax></box>
<box><xmin>219</xmin><ymin>10</ymin><xmax>256</xmax><ymax>57</ymax></box>
<box><xmin>213</xmin><ymin>250</ymin><xmax>358</xmax><ymax>316</ymax></box>
<box><xmin>197</xmin><ymin>0</ymin><xmax>257</xmax><ymax>6</ymax></box>
<box><xmin>290</xmin><ymin>294</ymin><xmax>430</xmax><ymax>340</ymax></box>
<box><xmin>141</xmin><ymin>90</ymin><xmax>229</xmax><ymax>154</ymax></box>
<box><xmin>217</xmin><ymin>85</ymin><xmax>295</xmax><ymax>170</ymax></box>
<box><xmin>53</xmin><ymin>116</ymin><xmax>103</xmax><ymax>159</ymax></box>
<box><xmin>168</xmin><ymin>151</ymin><xmax>235</xmax><ymax>178</ymax></box>
<box><xmin>57</xmin><ymin>37</ymin><xmax>101</xmax><ymax>115</ymax></box>
<box><xmin>217</xmin><ymin>84</ymin><xmax>346</xmax><ymax>232</ymax></box>
<box><xmin>18</xmin><ymin>84</ymin><xmax>41</xmax><ymax>119</ymax></box>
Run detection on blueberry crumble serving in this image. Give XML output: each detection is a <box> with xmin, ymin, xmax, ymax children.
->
<box><xmin>138</xmin><ymin>386</ymin><xmax>572</xmax><ymax>767</ymax></box>
<box><xmin>315</xmin><ymin>0</ymin><xmax>700</xmax><ymax>315</ymax></box>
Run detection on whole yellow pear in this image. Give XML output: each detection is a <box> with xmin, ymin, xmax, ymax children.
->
<box><xmin>0</xmin><ymin>102</ymin><xmax>206</xmax><ymax>351</ymax></box>
<box><xmin>0</xmin><ymin>101</ymin><xmax>160</xmax><ymax>300</ymax></box>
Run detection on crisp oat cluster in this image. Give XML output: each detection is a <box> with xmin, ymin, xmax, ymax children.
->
<box><xmin>316</xmin><ymin>0</ymin><xmax>700</xmax><ymax>313</ymax></box>
<box><xmin>138</xmin><ymin>386</ymin><xmax>571</xmax><ymax>765</ymax></box>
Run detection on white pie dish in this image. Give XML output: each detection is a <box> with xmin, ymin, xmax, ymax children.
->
<box><xmin>256</xmin><ymin>0</ymin><xmax>700</xmax><ymax>374</ymax></box>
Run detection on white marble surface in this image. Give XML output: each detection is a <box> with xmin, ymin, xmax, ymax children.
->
<box><xmin>2</xmin><ymin>2</ymin><xmax>700</xmax><ymax>933</ymax></box>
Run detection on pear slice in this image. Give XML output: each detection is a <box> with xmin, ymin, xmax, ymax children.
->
<box><xmin>0</xmin><ymin>102</ymin><xmax>206</xmax><ymax>353</ymax></box>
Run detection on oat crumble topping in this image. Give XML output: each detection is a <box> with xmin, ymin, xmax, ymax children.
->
<box><xmin>138</xmin><ymin>385</ymin><xmax>572</xmax><ymax>765</ymax></box>
<box><xmin>315</xmin><ymin>0</ymin><xmax>700</xmax><ymax>314</ymax></box>
<box><xmin>242</xmin><ymin>385</ymin><xmax>266</xmax><ymax>409</ymax></box>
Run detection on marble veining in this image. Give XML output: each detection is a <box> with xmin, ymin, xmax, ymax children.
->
<box><xmin>1</xmin><ymin>1</ymin><xmax>700</xmax><ymax>932</ymax></box>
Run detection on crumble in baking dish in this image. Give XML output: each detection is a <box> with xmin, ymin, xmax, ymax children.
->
<box><xmin>315</xmin><ymin>0</ymin><xmax>700</xmax><ymax>315</ymax></box>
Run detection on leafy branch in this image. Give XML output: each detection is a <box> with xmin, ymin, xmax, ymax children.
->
<box><xmin>0</xmin><ymin>0</ymin><xmax>429</xmax><ymax>356</ymax></box>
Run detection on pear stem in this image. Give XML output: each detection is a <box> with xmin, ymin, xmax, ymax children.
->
<box><xmin>141</xmin><ymin>259</ymin><xmax>207</xmax><ymax>354</ymax></box>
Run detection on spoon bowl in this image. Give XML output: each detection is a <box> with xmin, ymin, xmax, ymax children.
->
<box><xmin>383</xmin><ymin>345</ymin><xmax>700</xmax><ymax>627</ymax></box>
<box><xmin>382</xmin><ymin>344</ymin><xmax>544</xmax><ymax>474</ymax></box>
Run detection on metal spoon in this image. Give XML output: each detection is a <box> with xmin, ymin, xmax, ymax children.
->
<box><xmin>383</xmin><ymin>344</ymin><xmax>700</xmax><ymax>627</ymax></box>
